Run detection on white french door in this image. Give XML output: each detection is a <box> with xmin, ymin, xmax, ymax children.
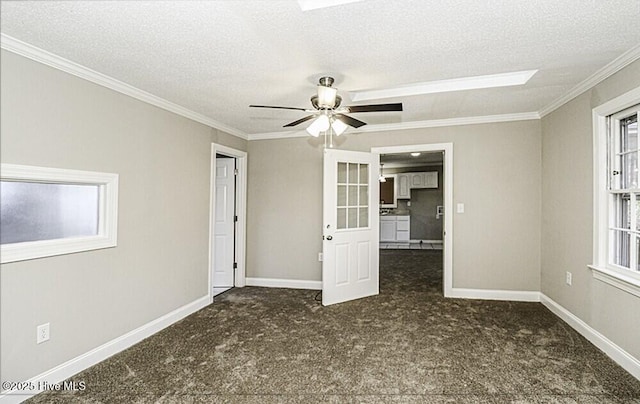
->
<box><xmin>322</xmin><ymin>149</ymin><xmax>379</xmax><ymax>306</ymax></box>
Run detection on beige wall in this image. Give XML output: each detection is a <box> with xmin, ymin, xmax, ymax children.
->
<box><xmin>6</xmin><ymin>37</ymin><xmax>637</xmax><ymax>386</ymax></box>
<box><xmin>247</xmin><ymin>120</ymin><xmax>542</xmax><ymax>292</ymax></box>
<box><xmin>0</xmin><ymin>50</ymin><xmax>246</xmax><ymax>382</ymax></box>
<box><xmin>541</xmin><ymin>59</ymin><xmax>640</xmax><ymax>360</ymax></box>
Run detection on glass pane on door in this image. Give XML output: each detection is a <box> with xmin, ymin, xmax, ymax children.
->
<box><xmin>336</xmin><ymin>162</ymin><xmax>369</xmax><ymax>229</ymax></box>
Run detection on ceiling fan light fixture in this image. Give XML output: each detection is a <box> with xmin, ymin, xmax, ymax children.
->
<box><xmin>411</xmin><ymin>152</ymin><xmax>421</xmax><ymax>157</ymax></box>
<box><xmin>317</xmin><ymin>85</ymin><xmax>338</xmax><ymax>108</ymax></box>
<box><xmin>331</xmin><ymin>118</ymin><xmax>348</xmax><ymax>136</ymax></box>
<box><xmin>306</xmin><ymin>114</ymin><xmax>330</xmax><ymax>136</ymax></box>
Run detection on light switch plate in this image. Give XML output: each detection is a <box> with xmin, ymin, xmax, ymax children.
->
<box><xmin>457</xmin><ymin>203</ymin><xmax>465</xmax><ymax>213</ymax></box>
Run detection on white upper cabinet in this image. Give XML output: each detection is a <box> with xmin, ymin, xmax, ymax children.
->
<box><xmin>397</xmin><ymin>174</ymin><xmax>411</xmax><ymax>199</ymax></box>
<box><xmin>423</xmin><ymin>171</ymin><xmax>438</xmax><ymax>188</ymax></box>
<box><xmin>396</xmin><ymin>172</ymin><xmax>438</xmax><ymax>199</ymax></box>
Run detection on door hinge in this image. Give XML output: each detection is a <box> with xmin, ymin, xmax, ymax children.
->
<box><xmin>234</xmin><ymin>215</ymin><xmax>238</xmax><ymax>222</ymax></box>
<box><xmin>234</xmin><ymin>168</ymin><xmax>239</xmax><ymax>176</ymax></box>
<box><xmin>233</xmin><ymin>262</ymin><xmax>238</xmax><ymax>269</ymax></box>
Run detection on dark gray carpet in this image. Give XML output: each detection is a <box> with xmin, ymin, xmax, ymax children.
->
<box><xmin>29</xmin><ymin>250</ymin><xmax>640</xmax><ymax>403</ymax></box>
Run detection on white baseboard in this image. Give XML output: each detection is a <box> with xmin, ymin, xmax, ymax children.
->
<box><xmin>540</xmin><ymin>293</ymin><xmax>640</xmax><ymax>381</ymax></box>
<box><xmin>447</xmin><ymin>287</ymin><xmax>541</xmax><ymax>302</ymax></box>
<box><xmin>0</xmin><ymin>295</ymin><xmax>211</xmax><ymax>404</ymax></box>
<box><xmin>246</xmin><ymin>277</ymin><xmax>322</xmax><ymax>290</ymax></box>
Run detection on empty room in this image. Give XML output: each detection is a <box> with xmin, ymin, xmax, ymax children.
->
<box><xmin>1</xmin><ymin>1</ymin><xmax>640</xmax><ymax>402</ymax></box>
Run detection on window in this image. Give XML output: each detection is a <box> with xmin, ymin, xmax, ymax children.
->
<box><xmin>592</xmin><ymin>87</ymin><xmax>640</xmax><ymax>297</ymax></box>
<box><xmin>609</xmin><ymin>107</ymin><xmax>639</xmax><ymax>271</ymax></box>
<box><xmin>0</xmin><ymin>164</ymin><xmax>118</xmax><ymax>263</ymax></box>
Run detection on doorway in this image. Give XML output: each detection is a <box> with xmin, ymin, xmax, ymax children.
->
<box><xmin>371</xmin><ymin>144</ymin><xmax>453</xmax><ymax>297</ymax></box>
<box><xmin>379</xmin><ymin>151</ymin><xmax>444</xmax><ymax>250</ymax></box>
<box><xmin>209</xmin><ymin>144</ymin><xmax>247</xmax><ymax>301</ymax></box>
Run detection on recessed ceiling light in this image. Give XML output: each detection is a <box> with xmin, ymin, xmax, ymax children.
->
<box><xmin>411</xmin><ymin>152</ymin><xmax>421</xmax><ymax>157</ymax></box>
<box><xmin>298</xmin><ymin>0</ymin><xmax>365</xmax><ymax>11</ymax></box>
<box><xmin>350</xmin><ymin>70</ymin><xmax>538</xmax><ymax>102</ymax></box>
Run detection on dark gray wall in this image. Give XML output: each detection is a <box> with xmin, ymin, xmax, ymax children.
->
<box><xmin>410</xmin><ymin>165</ymin><xmax>444</xmax><ymax>240</ymax></box>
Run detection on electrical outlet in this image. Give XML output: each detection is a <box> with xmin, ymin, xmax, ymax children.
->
<box><xmin>37</xmin><ymin>323</ymin><xmax>50</xmax><ymax>344</ymax></box>
<box><xmin>565</xmin><ymin>271</ymin><xmax>572</xmax><ymax>286</ymax></box>
<box><xmin>318</xmin><ymin>252</ymin><xmax>323</xmax><ymax>262</ymax></box>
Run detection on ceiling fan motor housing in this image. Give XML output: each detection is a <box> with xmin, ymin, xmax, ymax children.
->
<box><xmin>311</xmin><ymin>94</ymin><xmax>342</xmax><ymax>110</ymax></box>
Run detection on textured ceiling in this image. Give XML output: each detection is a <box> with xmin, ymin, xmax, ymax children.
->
<box><xmin>1</xmin><ymin>0</ymin><xmax>639</xmax><ymax>138</ymax></box>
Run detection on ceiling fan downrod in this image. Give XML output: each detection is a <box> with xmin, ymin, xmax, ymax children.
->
<box><xmin>318</xmin><ymin>76</ymin><xmax>334</xmax><ymax>87</ymax></box>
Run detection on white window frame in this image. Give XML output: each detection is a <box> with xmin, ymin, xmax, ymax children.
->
<box><xmin>1</xmin><ymin>164</ymin><xmax>118</xmax><ymax>263</ymax></box>
<box><xmin>591</xmin><ymin>86</ymin><xmax>640</xmax><ymax>297</ymax></box>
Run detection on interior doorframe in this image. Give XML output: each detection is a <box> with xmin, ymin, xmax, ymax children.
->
<box><xmin>209</xmin><ymin>144</ymin><xmax>248</xmax><ymax>302</ymax></box>
<box><xmin>371</xmin><ymin>143</ymin><xmax>454</xmax><ymax>297</ymax></box>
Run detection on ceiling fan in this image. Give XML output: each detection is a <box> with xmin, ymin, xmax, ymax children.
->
<box><xmin>250</xmin><ymin>76</ymin><xmax>403</xmax><ymax>137</ymax></box>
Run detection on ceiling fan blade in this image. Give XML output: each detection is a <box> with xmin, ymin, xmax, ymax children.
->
<box><xmin>346</xmin><ymin>103</ymin><xmax>403</xmax><ymax>113</ymax></box>
<box><xmin>335</xmin><ymin>114</ymin><xmax>367</xmax><ymax>128</ymax></box>
<box><xmin>283</xmin><ymin>115</ymin><xmax>316</xmax><ymax>127</ymax></box>
<box><xmin>250</xmin><ymin>104</ymin><xmax>308</xmax><ymax>111</ymax></box>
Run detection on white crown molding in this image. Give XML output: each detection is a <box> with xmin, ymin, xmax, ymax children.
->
<box><xmin>247</xmin><ymin>112</ymin><xmax>540</xmax><ymax>140</ymax></box>
<box><xmin>539</xmin><ymin>44</ymin><xmax>640</xmax><ymax>117</ymax></box>
<box><xmin>7</xmin><ymin>29</ymin><xmax>636</xmax><ymax>141</ymax></box>
<box><xmin>0</xmin><ymin>34</ymin><xmax>248</xmax><ymax>140</ymax></box>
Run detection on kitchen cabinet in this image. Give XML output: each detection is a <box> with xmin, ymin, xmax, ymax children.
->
<box><xmin>380</xmin><ymin>215</ymin><xmax>410</xmax><ymax>242</ymax></box>
<box><xmin>397</xmin><ymin>174</ymin><xmax>411</xmax><ymax>199</ymax></box>
<box><xmin>380</xmin><ymin>217</ymin><xmax>397</xmax><ymax>241</ymax></box>
<box><xmin>396</xmin><ymin>172</ymin><xmax>438</xmax><ymax>199</ymax></box>
<box><xmin>395</xmin><ymin>216</ymin><xmax>410</xmax><ymax>241</ymax></box>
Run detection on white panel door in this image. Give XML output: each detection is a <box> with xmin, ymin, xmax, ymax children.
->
<box><xmin>213</xmin><ymin>158</ymin><xmax>235</xmax><ymax>287</ymax></box>
<box><xmin>323</xmin><ymin>149</ymin><xmax>379</xmax><ymax>306</ymax></box>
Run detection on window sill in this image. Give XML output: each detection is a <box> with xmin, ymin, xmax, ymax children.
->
<box><xmin>1</xmin><ymin>235</ymin><xmax>117</xmax><ymax>264</ymax></box>
<box><xmin>588</xmin><ymin>265</ymin><xmax>640</xmax><ymax>298</ymax></box>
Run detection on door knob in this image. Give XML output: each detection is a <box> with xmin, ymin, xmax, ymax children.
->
<box><xmin>326</xmin><ymin>235</ymin><xmax>333</xmax><ymax>240</ymax></box>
